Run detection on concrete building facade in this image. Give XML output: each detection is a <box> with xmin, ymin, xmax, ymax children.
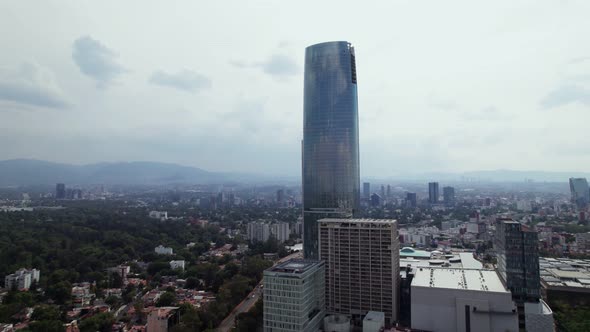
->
<box><xmin>411</xmin><ymin>267</ymin><xmax>519</xmax><ymax>332</ymax></box>
<box><xmin>318</xmin><ymin>218</ymin><xmax>400</xmax><ymax>326</ymax></box>
<box><xmin>263</xmin><ymin>259</ymin><xmax>325</xmax><ymax>332</ymax></box>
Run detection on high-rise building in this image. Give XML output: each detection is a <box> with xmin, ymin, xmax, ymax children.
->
<box><xmin>406</xmin><ymin>192</ymin><xmax>417</xmax><ymax>208</ymax></box>
<box><xmin>4</xmin><ymin>268</ymin><xmax>40</xmax><ymax>291</ymax></box>
<box><xmin>270</xmin><ymin>223</ymin><xmax>290</xmax><ymax>243</ymax></box>
<box><xmin>319</xmin><ymin>218</ymin><xmax>400</xmax><ymax>325</ymax></box>
<box><xmin>495</xmin><ymin>218</ymin><xmax>542</xmax><ymax>329</ymax></box>
<box><xmin>302</xmin><ymin>41</ymin><xmax>360</xmax><ymax>259</ymax></box>
<box><xmin>247</xmin><ymin>222</ymin><xmax>270</xmax><ymax>243</ymax></box>
<box><xmin>263</xmin><ymin>259</ymin><xmax>325</xmax><ymax>332</ymax></box>
<box><xmin>442</xmin><ymin>186</ymin><xmax>455</xmax><ymax>206</ymax></box>
<box><xmin>386</xmin><ymin>185</ymin><xmax>391</xmax><ymax>198</ymax></box>
<box><xmin>569</xmin><ymin>177</ymin><xmax>589</xmax><ymax>209</ymax></box>
<box><xmin>380</xmin><ymin>185</ymin><xmax>385</xmax><ymax>198</ymax></box>
<box><xmin>55</xmin><ymin>183</ymin><xmax>66</xmax><ymax>199</ymax></box>
<box><xmin>363</xmin><ymin>182</ymin><xmax>370</xmax><ymax>200</ymax></box>
<box><xmin>428</xmin><ymin>182</ymin><xmax>439</xmax><ymax>204</ymax></box>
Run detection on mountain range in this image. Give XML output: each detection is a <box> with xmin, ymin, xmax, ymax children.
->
<box><xmin>0</xmin><ymin>159</ymin><xmax>586</xmax><ymax>186</ymax></box>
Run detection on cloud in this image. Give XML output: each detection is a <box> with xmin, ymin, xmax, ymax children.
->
<box><xmin>231</xmin><ymin>54</ymin><xmax>299</xmax><ymax>79</ymax></box>
<box><xmin>149</xmin><ymin>70</ymin><xmax>211</xmax><ymax>92</ymax></box>
<box><xmin>540</xmin><ymin>85</ymin><xmax>590</xmax><ymax>109</ymax></box>
<box><xmin>427</xmin><ymin>93</ymin><xmax>459</xmax><ymax>110</ymax></box>
<box><xmin>72</xmin><ymin>36</ymin><xmax>127</xmax><ymax>87</ymax></box>
<box><xmin>0</xmin><ymin>62</ymin><xmax>69</xmax><ymax>108</ymax></box>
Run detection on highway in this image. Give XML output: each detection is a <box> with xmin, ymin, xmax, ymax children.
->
<box><xmin>217</xmin><ymin>251</ymin><xmax>302</xmax><ymax>332</ymax></box>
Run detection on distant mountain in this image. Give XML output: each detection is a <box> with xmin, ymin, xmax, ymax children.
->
<box><xmin>0</xmin><ymin>159</ymin><xmax>227</xmax><ymax>186</ymax></box>
<box><xmin>379</xmin><ymin>169</ymin><xmax>590</xmax><ymax>183</ymax></box>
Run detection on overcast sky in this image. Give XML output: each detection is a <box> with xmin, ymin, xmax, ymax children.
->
<box><xmin>1</xmin><ymin>1</ymin><xmax>589</xmax><ymax>177</ymax></box>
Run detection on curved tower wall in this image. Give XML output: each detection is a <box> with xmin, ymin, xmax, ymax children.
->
<box><xmin>302</xmin><ymin>41</ymin><xmax>360</xmax><ymax>259</ymax></box>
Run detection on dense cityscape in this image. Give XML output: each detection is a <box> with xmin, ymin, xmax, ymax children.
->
<box><xmin>2</xmin><ymin>2</ymin><xmax>590</xmax><ymax>332</ymax></box>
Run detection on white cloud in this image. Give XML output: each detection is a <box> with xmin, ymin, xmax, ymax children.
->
<box><xmin>0</xmin><ymin>62</ymin><xmax>69</xmax><ymax>108</ymax></box>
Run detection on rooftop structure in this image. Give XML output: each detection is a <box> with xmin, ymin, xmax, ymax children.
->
<box><xmin>411</xmin><ymin>267</ymin><xmax>518</xmax><ymax>332</ymax></box>
<box><xmin>267</xmin><ymin>259</ymin><xmax>319</xmax><ymax>274</ymax></box>
<box><xmin>412</xmin><ymin>267</ymin><xmax>507</xmax><ymax>292</ymax></box>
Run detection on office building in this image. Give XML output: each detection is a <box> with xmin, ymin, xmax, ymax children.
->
<box><xmin>319</xmin><ymin>218</ymin><xmax>400</xmax><ymax>326</ymax></box>
<box><xmin>271</xmin><ymin>222</ymin><xmax>290</xmax><ymax>243</ymax></box>
<box><xmin>495</xmin><ymin>218</ymin><xmax>548</xmax><ymax>329</ymax></box>
<box><xmin>4</xmin><ymin>269</ymin><xmax>40</xmax><ymax>290</ymax></box>
<box><xmin>406</xmin><ymin>192</ymin><xmax>417</xmax><ymax>208</ymax></box>
<box><xmin>386</xmin><ymin>185</ymin><xmax>391</xmax><ymax>198</ymax></box>
<box><xmin>428</xmin><ymin>182</ymin><xmax>439</xmax><ymax>204</ymax></box>
<box><xmin>569</xmin><ymin>177</ymin><xmax>590</xmax><ymax>209</ymax></box>
<box><xmin>263</xmin><ymin>259</ymin><xmax>325</xmax><ymax>332</ymax></box>
<box><xmin>363</xmin><ymin>182</ymin><xmax>370</xmax><ymax>200</ymax></box>
<box><xmin>380</xmin><ymin>185</ymin><xmax>385</xmax><ymax>198</ymax></box>
<box><xmin>302</xmin><ymin>41</ymin><xmax>360</xmax><ymax>259</ymax></box>
<box><xmin>411</xmin><ymin>267</ymin><xmax>518</xmax><ymax>332</ymax></box>
<box><xmin>248</xmin><ymin>222</ymin><xmax>271</xmax><ymax>243</ymax></box>
<box><xmin>55</xmin><ymin>183</ymin><xmax>66</xmax><ymax>199</ymax></box>
<box><xmin>442</xmin><ymin>186</ymin><xmax>455</xmax><ymax>206</ymax></box>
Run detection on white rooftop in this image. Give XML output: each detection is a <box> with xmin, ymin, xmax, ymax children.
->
<box><xmin>412</xmin><ymin>267</ymin><xmax>508</xmax><ymax>293</ymax></box>
<box><xmin>319</xmin><ymin>218</ymin><xmax>397</xmax><ymax>225</ymax></box>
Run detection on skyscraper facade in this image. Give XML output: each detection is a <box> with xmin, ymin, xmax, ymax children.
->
<box><xmin>428</xmin><ymin>182</ymin><xmax>439</xmax><ymax>204</ymax></box>
<box><xmin>442</xmin><ymin>186</ymin><xmax>455</xmax><ymax>206</ymax></box>
<box><xmin>495</xmin><ymin>218</ymin><xmax>541</xmax><ymax>328</ymax></box>
<box><xmin>406</xmin><ymin>192</ymin><xmax>417</xmax><ymax>208</ymax></box>
<box><xmin>569</xmin><ymin>177</ymin><xmax>589</xmax><ymax>209</ymax></box>
<box><xmin>302</xmin><ymin>41</ymin><xmax>360</xmax><ymax>259</ymax></box>
<box><xmin>319</xmin><ymin>218</ymin><xmax>400</xmax><ymax>326</ymax></box>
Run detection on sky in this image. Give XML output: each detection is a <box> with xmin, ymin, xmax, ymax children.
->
<box><xmin>1</xmin><ymin>0</ymin><xmax>590</xmax><ymax>177</ymax></box>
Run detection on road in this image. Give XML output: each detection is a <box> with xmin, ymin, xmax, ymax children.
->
<box><xmin>217</xmin><ymin>251</ymin><xmax>302</xmax><ymax>332</ymax></box>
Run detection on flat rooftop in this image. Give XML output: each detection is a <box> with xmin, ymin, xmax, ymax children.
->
<box><xmin>266</xmin><ymin>259</ymin><xmax>322</xmax><ymax>274</ymax></box>
<box><xmin>318</xmin><ymin>218</ymin><xmax>397</xmax><ymax>225</ymax></box>
<box><xmin>539</xmin><ymin>257</ymin><xmax>590</xmax><ymax>289</ymax></box>
<box><xmin>412</xmin><ymin>267</ymin><xmax>508</xmax><ymax>293</ymax></box>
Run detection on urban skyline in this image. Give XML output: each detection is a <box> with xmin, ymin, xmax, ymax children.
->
<box><xmin>2</xmin><ymin>1</ymin><xmax>590</xmax><ymax>176</ymax></box>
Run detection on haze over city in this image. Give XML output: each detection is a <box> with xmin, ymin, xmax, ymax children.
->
<box><xmin>1</xmin><ymin>1</ymin><xmax>590</xmax><ymax>177</ymax></box>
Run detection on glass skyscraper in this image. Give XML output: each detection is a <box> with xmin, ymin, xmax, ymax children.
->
<box><xmin>302</xmin><ymin>41</ymin><xmax>360</xmax><ymax>259</ymax></box>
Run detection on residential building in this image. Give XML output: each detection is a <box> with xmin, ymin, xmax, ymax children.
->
<box><xmin>428</xmin><ymin>182</ymin><xmax>439</xmax><ymax>204</ymax></box>
<box><xmin>147</xmin><ymin>307</ymin><xmax>180</xmax><ymax>332</ymax></box>
<box><xmin>154</xmin><ymin>245</ymin><xmax>173</xmax><ymax>255</ymax></box>
<box><xmin>442</xmin><ymin>186</ymin><xmax>455</xmax><ymax>206</ymax></box>
<box><xmin>270</xmin><ymin>223</ymin><xmax>290</xmax><ymax>243</ymax></box>
<box><xmin>247</xmin><ymin>222</ymin><xmax>270</xmax><ymax>243</ymax></box>
<box><xmin>169</xmin><ymin>260</ymin><xmax>185</xmax><ymax>271</ymax></box>
<box><xmin>4</xmin><ymin>269</ymin><xmax>40</xmax><ymax>290</ymax></box>
<box><xmin>263</xmin><ymin>259</ymin><xmax>325</xmax><ymax>332</ymax></box>
<box><xmin>106</xmin><ymin>265</ymin><xmax>130</xmax><ymax>281</ymax></box>
<box><xmin>302</xmin><ymin>41</ymin><xmax>360</xmax><ymax>259</ymax></box>
<box><xmin>411</xmin><ymin>267</ymin><xmax>518</xmax><ymax>332</ymax></box>
<box><xmin>575</xmin><ymin>232</ymin><xmax>590</xmax><ymax>250</ymax></box>
<box><xmin>319</xmin><ymin>218</ymin><xmax>400</xmax><ymax>326</ymax></box>
<box><xmin>149</xmin><ymin>211</ymin><xmax>168</xmax><ymax>220</ymax></box>
<box><xmin>569</xmin><ymin>177</ymin><xmax>590</xmax><ymax>209</ymax></box>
